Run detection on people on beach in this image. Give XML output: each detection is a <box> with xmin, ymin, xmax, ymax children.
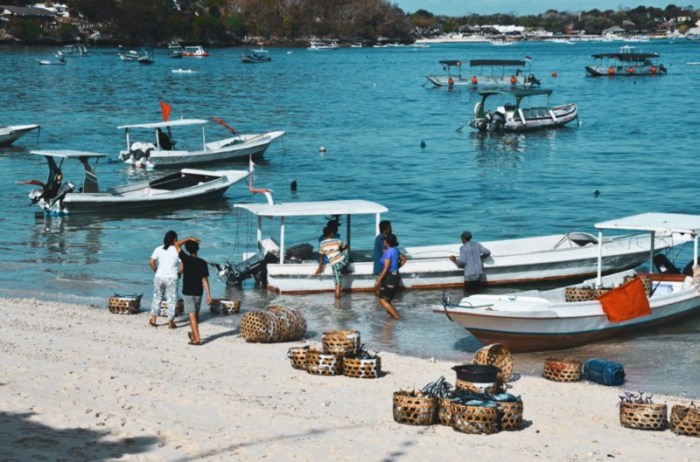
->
<box><xmin>149</xmin><ymin>230</ymin><xmax>182</xmax><ymax>329</ymax></box>
<box><xmin>315</xmin><ymin>225</ymin><xmax>349</xmax><ymax>299</ymax></box>
<box><xmin>375</xmin><ymin>233</ymin><xmax>406</xmax><ymax>319</ymax></box>
<box><xmin>449</xmin><ymin>230</ymin><xmax>491</xmax><ymax>294</ymax></box>
<box><xmin>373</xmin><ymin>220</ymin><xmax>392</xmax><ymax>275</ymax></box>
<box><xmin>175</xmin><ymin>237</ymin><xmax>212</xmax><ymax>346</ymax></box>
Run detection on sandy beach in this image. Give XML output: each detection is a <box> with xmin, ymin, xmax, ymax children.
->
<box><xmin>1</xmin><ymin>297</ymin><xmax>697</xmax><ymax>461</ymax></box>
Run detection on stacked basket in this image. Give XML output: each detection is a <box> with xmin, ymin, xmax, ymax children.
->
<box><xmin>239</xmin><ymin>305</ymin><xmax>306</xmax><ymax>343</ymax></box>
<box><xmin>159</xmin><ymin>299</ymin><xmax>184</xmax><ymax>317</ymax></box>
<box><xmin>108</xmin><ymin>294</ymin><xmax>141</xmax><ymax>314</ymax></box>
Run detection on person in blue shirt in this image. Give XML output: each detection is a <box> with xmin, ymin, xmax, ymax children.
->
<box><xmin>449</xmin><ymin>230</ymin><xmax>491</xmax><ymax>294</ymax></box>
<box><xmin>373</xmin><ymin>220</ymin><xmax>392</xmax><ymax>274</ymax></box>
<box><xmin>374</xmin><ymin>233</ymin><xmax>405</xmax><ymax>319</ymax></box>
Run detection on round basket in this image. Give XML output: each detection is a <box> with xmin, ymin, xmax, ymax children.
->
<box><xmin>159</xmin><ymin>299</ymin><xmax>184</xmax><ymax>317</ymax></box>
<box><xmin>287</xmin><ymin>346</ymin><xmax>309</xmax><ymax>370</ymax></box>
<box><xmin>210</xmin><ymin>298</ymin><xmax>241</xmax><ymax>315</ymax></box>
<box><xmin>619</xmin><ymin>403</ymin><xmax>667</xmax><ymax>431</ymax></box>
<box><xmin>322</xmin><ymin>330</ymin><xmax>360</xmax><ymax>357</ymax></box>
<box><xmin>669</xmin><ymin>404</ymin><xmax>700</xmax><ymax>437</ymax></box>
<box><xmin>497</xmin><ymin>400</ymin><xmax>524</xmax><ymax>431</ymax></box>
<box><xmin>239</xmin><ymin>311</ymin><xmax>275</xmax><ymax>343</ymax></box>
<box><xmin>438</xmin><ymin>397</ymin><xmax>454</xmax><ymax>426</ymax></box>
<box><xmin>455</xmin><ymin>379</ymin><xmax>502</xmax><ymax>394</ymax></box>
<box><xmin>266</xmin><ymin>306</ymin><xmax>306</xmax><ymax>342</ymax></box>
<box><xmin>342</xmin><ymin>356</ymin><xmax>381</xmax><ymax>379</ymax></box>
<box><xmin>473</xmin><ymin>344</ymin><xmax>513</xmax><ymax>381</ymax></box>
<box><xmin>108</xmin><ymin>296</ymin><xmax>140</xmax><ymax>314</ymax></box>
<box><xmin>542</xmin><ymin>358</ymin><xmax>582</xmax><ymax>382</ymax></box>
<box><xmin>305</xmin><ymin>347</ymin><xmax>342</xmax><ymax>376</ymax></box>
<box><xmin>623</xmin><ymin>275</ymin><xmax>652</xmax><ymax>296</ymax></box>
<box><xmin>564</xmin><ymin>287</ymin><xmax>597</xmax><ymax>302</ymax></box>
<box><xmin>451</xmin><ymin>403</ymin><xmax>499</xmax><ymax>435</ymax></box>
<box><xmin>392</xmin><ymin>391</ymin><xmax>438</xmax><ymax>426</ymax></box>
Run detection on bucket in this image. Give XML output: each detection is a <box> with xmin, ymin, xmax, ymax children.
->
<box><xmin>452</xmin><ymin>364</ymin><xmax>501</xmax><ymax>383</ymax></box>
<box><xmin>583</xmin><ymin>358</ymin><xmax>625</xmax><ymax>386</ymax></box>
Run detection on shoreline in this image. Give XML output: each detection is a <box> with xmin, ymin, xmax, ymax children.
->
<box><xmin>1</xmin><ymin>297</ymin><xmax>697</xmax><ymax>461</ymax></box>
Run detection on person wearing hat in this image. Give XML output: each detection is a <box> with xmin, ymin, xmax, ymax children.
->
<box><xmin>374</xmin><ymin>233</ymin><xmax>406</xmax><ymax>319</ymax></box>
<box><xmin>449</xmin><ymin>231</ymin><xmax>491</xmax><ymax>293</ymax></box>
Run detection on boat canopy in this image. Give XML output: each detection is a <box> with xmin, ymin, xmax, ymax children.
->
<box><xmin>591</xmin><ymin>51</ymin><xmax>659</xmax><ymax>60</ymax></box>
<box><xmin>31</xmin><ymin>150</ymin><xmax>107</xmax><ymax>159</ymax></box>
<box><xmin>477</xmin><ymin>88</ymin><xmax>553</xmax><ymax>98</ymax></box>
<box><xmin>235</xmin><ymin>200</ymin><xmax>387</xmax><ymax>218</ymax></box>
<box><xmin>470</xmin><ymin>59</ymin><xmax>526</xmax><ymax>67</ymax></box>
<box><xmin>118</xmin><ymin>119</ymin><xmax>208</xmax><ymax>130</ymax></box>
<box><xmin>595</xmin><ymin>212</ymin><xmax>700</xmax><ymax>235</ymax></box>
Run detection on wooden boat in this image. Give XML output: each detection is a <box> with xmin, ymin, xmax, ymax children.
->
<box><xmin>435</xmin><ymin>213</ymin><xmax>700</xmax><ymax>352</ymax></box>
<box><xmin>468</xmin><ymin>89</ymin><xmax>578</xmax><ymax>133</ymax></box>
<box><xmin>229</xmin><ymin>198</ymin><xmax>690</xmax><ymax>294</ymax></box>
<box><xmin>585</xmin><ymin>45</ymin><xmax>667</xmax><ymax>77</ymax></box>
<box><xmin>118</xmin><ymin>118</ymin><xmax>284</xmax><ymax>168</ymax></box>
<box><xmin>426</xmin><ymin>59</ymin><xmax>540</xmax><ymax>88</ymax></box>
<box><xmin>241</xmin><ymin>48</ymin><xmax>271</xmax><ymax>63</ymax></box>
<box><xmin>0</xmin><ymin>124</ymin><xmax>40</xmax><ymax>146</ymax></box>
<box><xmin>21</xmin><ymin>150</ymin><xmax>249</xmax><ymax>216</ymax></box>
<box><xmin>181</xmin><ymin>45</ymin><xmax>208</xmax><ymax>57</ymax></box>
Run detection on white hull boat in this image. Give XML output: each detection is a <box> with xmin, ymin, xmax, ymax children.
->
<box><xmin>469</xmin><ymin>89</ymin><xmax>578</xmax><ymax>133</ymax></box>
<box><xmin>586</xmin><ymin>45</ymin><xmax>667</xmax><ymax>77</ymax></box>
<box><xmin>435</xmin><ymin>213</ymin><xmax>700</xmax><ymax>352</ymax></box>
<box><xmin>0</xmin><ymin>124</ymin><xmax>40</xmax><ymax>146</ymax></box>
<box><xmin>230</xmin><ymin>200</ymin><xmax>690</xmax><ymax>294</ymax></box>
<box><xmin>118</xmin><ymin>118</ymin><xmax>284</xmax><ymax>168</ymax></box>
<box><xmin>426</xmin><ymin>59</ymin><xmax>540</xmax><ymax>88</ymax></box>
<box><xmin>22</xmin><ymin>150</ymin><xmax>248</xmax><ymax>216</ymax></box>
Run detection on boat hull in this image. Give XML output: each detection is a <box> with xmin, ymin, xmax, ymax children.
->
<box><xmin>585</xmin><ymin>65</ymin><xmax>667</xmax><ymax>77</ymax></box>
<box><xmin>470</xmin><ymin>104</ymin><xmax>578</xmax><ymax>133</ymax></box>
<box><xmin>426</xmin><ymin>75</ymin><xmax>538</xmax><ymax>88</ymax></box>
<box><xmin>0</xmin><ymin>124</ymin><xmax>40</xmax><ymax>146</ymax></box>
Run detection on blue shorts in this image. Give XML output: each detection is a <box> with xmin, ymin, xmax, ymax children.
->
<box><xmin>183</xmin><ymin>295</ymin><xmax>202</xmax><ymax>314</ymax></box>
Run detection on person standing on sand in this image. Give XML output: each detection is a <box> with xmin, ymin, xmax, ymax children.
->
<box><xmin>375</xmin><ymin>233</ymin><xmax>406</xmax><ymax>319</ymax></box>
<box><xmin>149</xmin><ymin>230</ymin><xmax>182</xmax><ymax>329</ymax></box>
<box><xmin>373</xmin><ymin>220</ymin><xmax>392</xmax><ymax>275</ymax></box>
<box><xmin>449</xmin><ymin>230</ymin><xmax>491</xmax><ymax>294</ymax></box>
<box><xmin>316</xmin><ymin>225</ymin><xmax>349</xmax><ymax>299</ymax></box>
<box><xmin>175</xmin><ymin>237</ymin><xmax>211</xmax><ymax>346</ymax></box>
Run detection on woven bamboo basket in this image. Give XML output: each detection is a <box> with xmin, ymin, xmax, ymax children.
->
<box><xmin>108</xmin><ymin>296</ymin><xmax>140</xmax><ymax>314</ymax></box>
<box><xmin>623</xmin><ymin>275</ymin><xmax>652</xmax><ymax>296</ymax></box>
<box><xmin>542</xmin><ymin>358</ymin><xmax>582</xmax><ymax>382</ymax></box>
<box><xmin>159</xmin><ymin>298</ymin><xmax>184</xmax><ymax>317</ymax></box>
<box><xmin>392</xmin><ymin>391</ymin><xmax>438</xmax><ymax>426</ymax></box>
<box><xmin>342</xmin><ymin>356</ymin><xmax>381</xmax><ymax>379</ymax></box>
<box><xmin>287</xmin><ymin>346</ymin><xmax>310</xmax><ymax>370</ymax></box>
<box><xmin>451</xmin><ymin>403</ymin><xmax>499</xmax><ymax>435</ymax></box>
<box><xmin>564</xmin><ymin>287</ymin><xmax>597</xmax><ymax>302</ymax></box>
<box><xmin>322</xmin><ymin>330</ymin><xmax>361</xmax><ymax>357</ymax></box>
<box><xmin>455</xmin><ymin>379</ymin><xmax>502</xmax><ymax>394</ymax></box>
<box><xmin>305</xmin><ymin>347</ymin><xmax>343</xmax><ymax>376</ymax></box>
<box><xmin>266</xmin><ymin>306</ymin><xmax>306</xmax><ymax>342</ymax></box>
<box><xmin>239</xmin><ymin>311</ymin><xmax>275</xmax><ymax>343</ymax></box>
<box><xmin>438</xmin><ymin>398</ymin><xmax>454</xmax><ymax>426</ymax></box>
<box><xmin>210</xmin><ymin>298</ymin><xmax>241</xmax><ymax>315</ymax></box>
<box><xmin>669</xmin><ymin>404</ymin><xmax>700</xmax><ymax>437</ymax></box>
<box><xmin>619</xmin><ymin>403</ymin><xmax>667</xmax><ymax>431</ymax></box>
<box><xmin>473</xmin><ymin>344</ymin><xmax>513</xmax><ymax>381</ymax></box>
<box><xmin>497</xmin><ymin>400</ymin><xmax>524</xmax><ymax>431</ymax></box>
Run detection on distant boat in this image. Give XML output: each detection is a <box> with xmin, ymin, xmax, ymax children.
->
<box><xmin>37</xmin><ymin>51</ymin><xmax>66</xmax><ymax>66</ymax></box>
<box><xmin>241</xmin><ymin>48</ymin><xmax>271</xmax><ymax>63</ymax></box>
<box><xmin>426</xmin><ymin>59</ymin><xmax>540</xmax><ymax>89</ymax></box>
<box><xmin>0</xmin><ymin>124</ymin><xmax>40</xmax><ymax>146</ymax></box>
<box><xmin>585</xmin><ymin>45</ymin><xmax>667</xmax><ymax>77</ymax></box>
<box><xmin>182</xmin><ymin>45</ymin><xmax>208</xmax><ymax>57</ymax></box>
<box><xmin>308</xmin><ymin>40</ymin><xmax>338</xmax><ymax>51</ymax></box>
<box><xmin>171</xmin><ymin>68</ymin><xmax>195</xmax><ymax>74</ymax></box>
<box><xmin>350</xmin><ymin>42</ymin><xmax>363</xmax><ymax>48</ymax></box>
<box><xmin>60</xmin><ymin>44</ymin><xmax>89</xmax><ymax>56</ymax></box>
<box><xmin>168</xmin><ymin>41</ymin><xmax>183</xmax><ymax>58</ymax></box>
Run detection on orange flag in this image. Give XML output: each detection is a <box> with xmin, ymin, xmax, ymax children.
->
<box><xmin>598</xmin><ymin>277</ymin><xmax>651</xmax><ymax>323</ymax></box>
<box><xmin>160</xmin><ymin>101</ymin><xmax>172</xmax><ymax>121</ymax></box>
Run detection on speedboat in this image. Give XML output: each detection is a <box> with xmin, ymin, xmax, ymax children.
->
<box><xmin>435</xmin><ymin>213</ymin><xmax>700</xmax><ymax>352</ymax></box>
<box><xmin>426</xmin><ymin>59</ymin><xmax>540</xmax><ymax>88</ymax></box>
<box><xmin>586</xmin><ymin>45</ymin><xmax>667</xmax><ymax>77</ymax></box>
<box><xmin>118</xmin><ymin>118</ymin><xmax>284</xmax><ymax>168</ymax></box>
<box><xmin>20</xmin><ymin>150</ymin><xmax>249</xmax><ymax>216</ymax></box>
<box><xmin>182</xmin><ymin>45</ymin><xmax>208</xmax><ymax>57</ymax></box>
<box><xmin>0</xmin><ymin>124</ymin><xmax>40</xmax><ymax>146</ymax></box>
<box><xmin>241</xmin><ymin>48</ymin><xmax>271</xmax><ymax>63</ymax></box>
<box><xmin>468</xmin><ymin>89</ymin><xmax>578</xmax><ymax>133</ymax></box>
<box><xmin>229</xmin><ymin>196</ymin><xmax>690</xmax><ymax>294</ymax></box>
<box><xmin>308</xmin><ymin>41</ymin><xmax>338</xmax><ymax>51</ymax></box>
<box><xmin>118</xmin><ymin>49</ymin><xmax>140</xmax><ymax>61</ymax></box>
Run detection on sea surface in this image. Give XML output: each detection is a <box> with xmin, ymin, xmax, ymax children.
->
<box><xmin>1</xmin><ymin>40</ymin><xmax>699</xmax><ymax>398</ymax></box>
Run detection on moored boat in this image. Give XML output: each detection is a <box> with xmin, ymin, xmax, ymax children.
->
<box><xmin>241</xmin><ymin>48</ymin><xmax>271</xmax><ymax>63</ymax></box>
<box><xmin>585</xmin><ymin>45</ymin><xmax>667</xmax><ymax>76</ymax></box>
<box><xmin>426</xmin><ymin>59</ymin><xmax>540</xmax><ymax>88</ymax></box>
<box><xmin>168</xmin><ymin>41</ymin><xmax>183</xmax><ymax>58</ymax></box>
<box><xmin>20</xmin><ymin>150</ymin><xmax>249</xmax><ymax>216</ymax></box>
<box><xmin>468</xmin><ymin>89</ymin><xmax>578</xmax><ymax>132</ymax></box>
<box><xmin>181</xmin><ymin>45</ymin><xmax>208</xmax><ymax>57</ymax></box>
<box><xmin>435</xmin><ymin>212</ymin><xmax>700</xmax><ymax>352</ymax></box>
<box><xmin>0</xmin><ymin>124</ymin><xmax>40</xmax><ymax>146</ymax></box>
<box><xmin>308</xmin><ymin>40</ymin><xmax>338</xmax><ymax>51</ymax></box>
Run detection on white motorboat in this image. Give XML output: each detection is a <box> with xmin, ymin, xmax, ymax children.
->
<box><xmin>20</xmin><ymin>150</ymin><xmax>249</xmax><ymax>216</ymax></box>
<box><xmin>168</xmin><ymin>41</ymin><xmax>183</xmax><ymax>58</ymax></box>
<box><xmin>426</xmin><ymin>59</ymin><xmax>540</xmax><ymax>88</ymax></box>
<box><xmin>60</xmin><ymin>44</ymin><xmax>89</xmax><ymax>56</ymax></box>
<box><xmin>468</xmin><ymin>89</ymin><xmax>578</xmax><ymax>132</ymax></box>
<box><xmin>435</xmin><ymin>213</ymin><xmax>700</xmax><ymax>352</ymax></box>
<box><xmin>308</xmin><ymin>40</ymin><xmax>338</xmax><ymax>51</ymax></box>
<box><xmin>228</xmin><ymin>198</ymin><xmax>690</xmax><ymax>294</ymax></box>
<box><xmin>118</xmin><ymin>118</ymin><xmax>284</xmax><ymax>168</ymax></box>
<box><xmin>241</xmin><ymin>48</ymin><xmax>271</xmax><ymax>63</ymax></box>
<box><xmin>37</xmin><ymin>50</ymin><xmax>66</xmax><ymax>66</ymax></box>
<box><xmin>181</xmin><ymin>45</ymin><xmax>208</xmax><ymax>57</ymax></box>
<box><xmin>0</xmin><ymin>124</ymin><xmax>40</xmax><ymax>146</ymax></box>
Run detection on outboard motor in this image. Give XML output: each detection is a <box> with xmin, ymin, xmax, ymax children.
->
<box><xmin>214</xmin><ymin>252</ymin><xmax>279</xmax><ymax>287</ymax></box>
<box><xmin>527</xmin><ymin>74</ymin><xmax>541</xmax><ymax>86</ymax></box>
<box><xmin>491</xmin><ymin>111</ymin><xmax>506</xmax><ymax>131</ymax></box>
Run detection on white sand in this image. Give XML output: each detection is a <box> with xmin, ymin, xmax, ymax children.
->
<box><xmin>1</xmin><ymin>297</ymin><xmax>697</xmax><ymax>461</ymax></box>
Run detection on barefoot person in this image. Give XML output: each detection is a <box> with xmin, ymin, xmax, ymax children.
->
<box><xmin>149</xmin><ymin>230</ymin><xmax>182</xmax><ymax>329</ymax></box>
<box><xmin>175</xmin><ymin>237</ymin><xmax>212</xmax><ymax>345</ymax></box>
<box><xmin>315</xmin><ymin>225</ymin><xmax>349</xmax><ymax>299</ymax></box>
<box><xmin>374</xmin><ymin>233</ymin><xmax>406</xmax><ymax>319</ymax></box>
<box><xmin>449</xmin><ymin>230</ymin><xmax>491</xmax><ymax>294</ymax></box>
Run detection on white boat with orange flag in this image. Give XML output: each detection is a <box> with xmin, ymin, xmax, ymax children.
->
<box><xmin>118</xmin><ymin>102</ymin><xmax>284</xmax><ymax>168</ymax></box>
<box><xmin>435</xmin><ymin>212</ymin><xmax>700</xmax><ymax>352</ymax></box>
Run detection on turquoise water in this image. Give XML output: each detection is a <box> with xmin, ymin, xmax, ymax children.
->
<box><xmin>1</xmin><ymin>41</ymin><xmax>699</xmax><ymax>397</ymax></box>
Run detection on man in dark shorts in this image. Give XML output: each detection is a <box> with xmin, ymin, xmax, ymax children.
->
<box><xmin>176</xmin><ymin>237</ymin><xmax>212</xmax><ymax>345</ymax></box>
<box><xmin>374</xmin><ymin>233</ymin><xmax>406</xmax><ymax>319</ymax></box>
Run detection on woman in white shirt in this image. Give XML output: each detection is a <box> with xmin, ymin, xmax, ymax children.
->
<box><xmin>149</xmin><ymin>230</ymin><xmax>182</xmax><ymax>329</ymax></box>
